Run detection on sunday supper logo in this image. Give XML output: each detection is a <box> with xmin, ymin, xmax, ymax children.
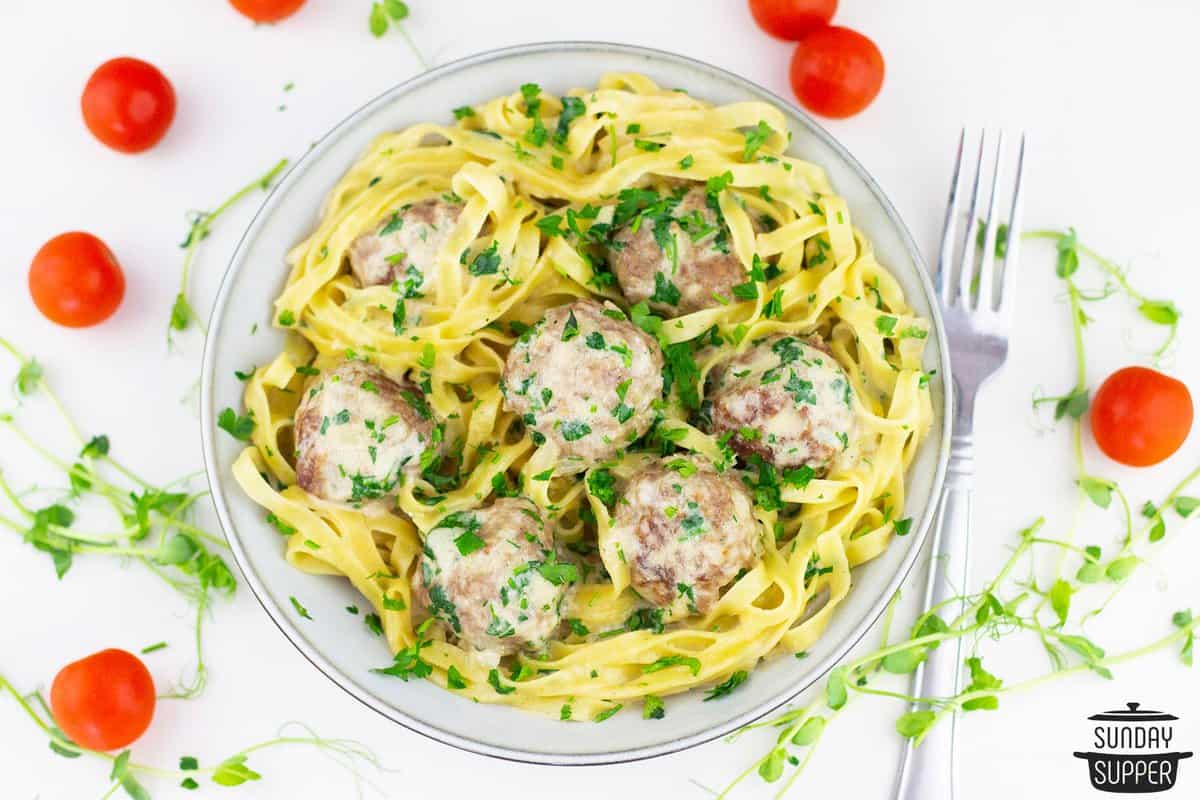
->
<box><xmin>1074</xmin><ymin>702</ymin><xmax>1193</xmax><ymax>793</ymax></box>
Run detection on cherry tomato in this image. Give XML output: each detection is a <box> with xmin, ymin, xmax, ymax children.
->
<box><xmin>50</xmin><ymin>649</ymin><xmax>155</xmax><ymax>751</ymax></box>
<box><xmin>789</xmin><ymin>26</ymin><xmax>885</xmax><ymax>118</ymax></box>
<box><xmin>1091</xmin><ymin>366</ymin><xmax>1193</xmax><ymax>467</ymax></box>
<box><xmin>229</xmin><ymin>0</ymin><xmax>308</xmax><ymax>23</ymax></box>
<box><xmin>749</xmin><ymin>0</ymin><xmax>837</xmax><ymax>41</ymax></box>
<box><xmin>29</xmin><ymin>232</ymin><xmax>126</xmax><ymax>328</ymax></box>
<box><xmin>81</xmin><ymin>58</ymin><xmax>176</xmax><ymax>154</ymax></box>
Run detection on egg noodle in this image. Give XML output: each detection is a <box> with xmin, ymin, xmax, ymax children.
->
<box><xmin>231</xmin><ymin>73</ymin><xmax>933</xmax><ymax>719</ymax></box>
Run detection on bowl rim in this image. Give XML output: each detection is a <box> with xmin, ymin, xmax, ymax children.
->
<box><xmin>199</xmin><ymin>39</ymin><xmax>953</xmax><ymax>766</ymax></box>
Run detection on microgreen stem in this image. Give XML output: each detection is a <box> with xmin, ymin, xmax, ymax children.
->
<box><xmin>396</xmin><ymin>23</ymin><xmax>429</xmax><ymax>70</ymax></box>
<box><xmin>170</xmin><ymin>158</ymin><xmax>289</xmax><ymax>343</ymax></box>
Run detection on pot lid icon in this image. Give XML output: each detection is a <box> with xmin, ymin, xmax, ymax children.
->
<box><xmin>1088</xmin><ymin>702</ymin><xmax>1178</xmax><ymax>722</ymax></box>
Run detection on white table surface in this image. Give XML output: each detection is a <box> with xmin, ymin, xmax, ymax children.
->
<box><xmin>3</xmin><ymin>1</ymin><xmax>1199</xmax><ymax>797</ymax></box>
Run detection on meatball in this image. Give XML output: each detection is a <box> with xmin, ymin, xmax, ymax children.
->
<box><xmin>293</xmin><ymin>360</ymin><xmax>439</xmax><ymax>507</ymax></box>
<box><xmin>609</xmin><ymin>186</ymin><xmax>746</xmax><ymax>317</ymax></box>
<box><xmin>502</xmin><ymin>299</ymin><xmax>663</xmax><ymax>474</ymax></box>
<box><xmin>347</xmin><ymin>198</ymin><xmax>462</xmax><ymax>289</ymax></box>
<box><xmin>708</xmin><ymin>335</ymin><xmax>856</xmax><ymax>472</ymax></box>
<box><xmin>415</xmin><ymin>497</ymin><xmax>568</xmax><ymax>658</ymax></box>
<box><xmin>611</xmin><ymin>455</ymin><xmax>758</xmax><ymax>616</ymax></box>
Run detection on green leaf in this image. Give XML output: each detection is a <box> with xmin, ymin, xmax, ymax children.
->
<box><xmin>1078</xmin><ymin>477</ymin><xmax>1113</xmax><ymax>509</ymax></box>
<box><xmin>586</xmin><ymin>468</ymin><xmax>617</xmax><ymax>507</ymax></box>
<box><xmin>962</xmin><ymin>695</ymin><xmax>1000</xmax><ymax>711</ymax></box>
<box><xmin>791</xmin><ymin>715</ymin><xmax>825</xmax><ymax>746</ymax></box>
<box><xmin>895</xmin><ymin>710</ymin><xmax>935</xmax><ymax>739</ymax></box>
<box><xmin>741</xmin><ymin>120</ymin><xmax>774</xmax><ymax>161</ymax></box>
<box><xmin>554</xmin><ymin>97</ymin><xmax>586</xmax><ymax>145</ymax></box>
<box><xmin>629</xmin><ymin>301</ymin><xmax>662</xmax><ymax>337</ymax></box>
<box><xmin>664</xmin><ymin>340</ymin><xmax>704</xmax><ymax>410</ymax></box>
<box><xmin>703</xmin><ymin>670</ymin><xmax>748</xmax><ymax>701</ymax></box>
<box><xmin>762</xmin><ymin>288</ymin><xmax>784</xmax><ymax>318</ymax></box>
<box><xmin>1173</xmin><ymin>496</ymin><xmax>1200</xmax><ymax>518</ymax></box>
<box><xmin>535</xmin><ymin>559</ymin><xmax>578</xmax><ymax>586</ymax></box>
<box><xmin>212</xmin><ymin>754</ymin><xmax>262</xmax><ymax>787</ymax></box>
<box><xmin>914</xmin><ymin>612</ymin><xmax>949</xmax><ymax>640</ymax></box>
<box><xmin>1055</xmin><ymin>228</ymin><xmax>1079</xmax><ymax>278</ymax></box>
<box><xmin>650</xmin><ymin>272</ymin><xmax>681</xmax><ymax>306</ymax></box>
<box><xmin>1147</xmin><ymin>513</ymin><xmax>1166</xmax><ymax>544</ymax></box>
<box><xmin>559</xmin><ymin>420</ymin><xmax>591</xmax><ymax>442</ymax></box>
<box><xmin>825</xmin><ymin>668</ymin><xmax>847</xmax><ymax>710</ymax></box>
<box><xmin>169</xmin><ymin>292</ymin><xmax>191</xmax><ymax>331</ymax></box>
<box><xmin>593</xmin><ymin>703</ymin><xmax>623</xmax><ymax>722</ymax></box>
<box><xmin>110</xmin><ymin>750</ymin><xmax>131</xmax><ymax>782</ymax></box>
<box><xmin>1105</xmin><ymin>556</ymin><xmax>1138</xmax><ymax>582</ymax></box>
<box><xmin>1059</xmin><ymin>633</ymin><xmax>1106</xmax><ymax>663</ymax></box>
<box><xmin>882</xmin><ymin>647</ymin><xmax>925</xmax><ymax>675</ymax></box>
<box><xmin>217</xmin><ymin>407</ymin><xmax>255</xmax><ymax>441</ymax></box>
<box><xmin>975</xmin><ymin>592</ymin><xmax>1004</xmax><ymax>625</ymax></box>
<box><xmin>536</xmin><ymin>215</ymin><xmax>564</xmax><ymax>238</ymax></box>
<box><xmin>121</xmin><ymin>775</ymin><xmax>151</xmax><ymax>800</ymax></box>
<box><xmin>875</xmin><ymin>315</ymin><xmax>898</xmax><ymax>336</ymax></box>
<box><xmin>158</xmin><ymin>533</ymin><xmax>198</xmax><ymax>566</ymax></box>
<box><xmin>368</xmin><ymin>2</ymin><xmax>389</xmax><ymax>36</ymax></box>
<box><xmin>15</xmin><ymin>358</ymin><xmax>42</xmax><ymax>396</ymax></box>
<box><xmin>642</xmin><ymin>655</ymin><xmax>701</xmax><ymax>676</ymax></box>
<box><xmin>975</xmin><ymin>219</ymin><xmax>1009</xmax><ymax>258</ymax></box>
<box><xmin>642</xmin><ymin>694</ymin><xmax>665</xmax><ymax>719</ymax></box>
<box><xmin>1075</xmin><ymin>562</ymin><xmax>1104</xmax><ymax>583</ymax></box>
<box><xmin>1054</xmin><ymin>388</ymin><xmax>1089</xmax><ymax>420</ymax></box>
<box><xmin>49</xmin><ymin>740</ymin><xmax>81</xmax><ymax>758</ymax></box>
<box><xmin>384</xmin><ymin>0</ymin><xmax>409</xmax><ymax>20</ymax></box>
<box><xmin>1049</xmin><ymin>579</ymin><xmax>1072</xmax><ymax>626</ymax></box>
<box><xmin>468</xmin><ymin>241</ymin><xmax>501</xmax><ymax>276</ymax></box>
<box><xmin>964</xmin><ymin>656</ymin><xmax>1002</xmax><ymax>693</ymax></box>
<box><xmin>289</xmin><ymin>595</ymin><xmax>312</xmax><ymax>620</ymax></box>
<box><xmin>447</xmin><ymin>665</ymin><xmax>468</xmax><ymax>690</ymax></box>
<box><xmin>1139</xmin><ymin>299</ymin><xmax>1180</xmax><ymax>326</ymax></box>
<box><xmin>453</xmin><ymin>530</ymin><xmax>485</xmax><ymax>556</ymax></box>
<box><xmin>81</xmin><ymin>434</ymin><xmax>111</xmax><ymax>458</ymax></box>
<box><xmin>1172</xmin><ymin>609</ymin><xmax>1194</xmax><ymax>628</ymax></box>
<box><xmin>758</xmin><ymin>748</ymin><xmax>786</xmax><ymax>782</ymax></box>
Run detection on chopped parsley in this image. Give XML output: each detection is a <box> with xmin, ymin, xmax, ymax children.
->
<box><xmin>704</xmin><ymin>670</ymin><xmax>748</xmax><ymax>700</ymax></box>
<box><xmin>561</xmin><ymin>310</ymin><xmax>580</xmax><ymax>341</ymax></box>
<box><xmin>468</xmin><ymin>241</ymin><xmax>501</xmax><ymax>276</ymax></box>
<box><xmin>742</xmin><ymin>120</ymin><xmax>774</xmax><ymax>161</ymax></box>
<box><xmin>559</xmin><ymin>420</ymin><xmax>592</xmax><ymax>441</ymax></box>
<box><xmin>651</xmin><ymin>272</ymin><xmax>682</xmax><ymax>306</ymax></box>
<box><xmin>642</xmin><ymin>655</ymin><xmax>701</xmax><ymax>676</ymax></box>
<box><xmin>217</xmin><ymin>408</ymin><xmax>254</xmax><ymax>441</ymax></box>
<box><xmin>555</xmin><ymin>96</ymin><xmax>587</xmax><ymax>144</ymax></box>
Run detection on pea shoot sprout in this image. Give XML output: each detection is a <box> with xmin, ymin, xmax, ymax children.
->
<box><xmin>168</xmin><ymin>158</ymin><xmax>289</xmax><ymax>346</ymax></box>
<box><xmin>368</xmin><ymin>1</ymin><xmax>428</xmax><ymax>70</ymax></box>
<box><xmin>721</xmin><ymin>228</ymin><xmax>1197</xmax><ymax>797</ymax></box>
<box><xmin>0</xmin><ymin>337</ymin><xmax>234</xmax><ymax>698</ymax></box>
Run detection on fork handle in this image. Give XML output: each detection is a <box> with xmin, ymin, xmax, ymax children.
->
<box><xmin>893</xmin><ymin>433</ymin><xmax>975</xmax><ymax>800</ymax></box>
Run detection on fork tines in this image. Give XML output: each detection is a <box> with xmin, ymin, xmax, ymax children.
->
<box><xmin>936</xmin><ymin>129</ymin><xmax>1027</xmax><ymax>315</ymax></box>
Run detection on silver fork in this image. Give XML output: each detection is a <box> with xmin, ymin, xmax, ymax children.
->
<box><xmin>893</xmin><ymin>129</ymin><xmax>1027</xmax><ymax>800</ymax></box>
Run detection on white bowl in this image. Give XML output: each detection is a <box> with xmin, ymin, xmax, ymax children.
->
<box><xmin>200</xmin><ymin>41</ymin><xmax>950</xmax><ymax>766</ymax></box>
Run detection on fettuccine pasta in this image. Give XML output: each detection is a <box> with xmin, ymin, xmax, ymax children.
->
<box><xmin>231</xmin><ymin>73</ymin><xmax>932</xmax><ymax>720</ymax></box>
